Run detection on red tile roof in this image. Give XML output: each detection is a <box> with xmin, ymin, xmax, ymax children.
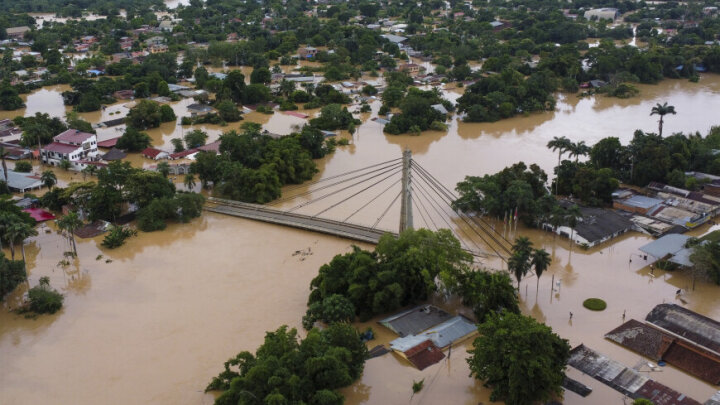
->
<box><xmin>197</xmin><ymin>140</ymin><xmax>220</xmax><ymax>153</ymax></box>
<box><xmin>141</xmin><ymin>147</ymin><xmax>164</xmax><ymax>158</ymax></box>
<box><xmin>54</xmin><ymin>129</ymin><xmax>95</xmax><ymax>143</ymax></box>
<box><xmin>23</xmin><ymin>208</ymin><xmax>56</xmax><ymax>222</ymax></box>
<box><xmin>169</xmin><ymin>149</ymin><xmax>197</xmax><ymax>159</ymax></box>
<box><xmin>97</xmin><ymin>137</ymin><xmax>120</xmax><ymax>148</ymax></box>
<box><xmin>43</xmin><ymin>142</ymin><xmax>80</xmax><ymax>154</ymax></box>
<box><xmin>404</xmin><ymin>340</ymin><xmax>445</xmax><ymax>370</ymax></box>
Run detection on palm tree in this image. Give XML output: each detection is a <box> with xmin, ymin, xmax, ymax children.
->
<box><xmin>7</xmin><ymin>221</ymin><xmax>37</xmax><ymax>267</ymax></box>
<box><xmin>569</xmin><ymin>141</ymin><xmax>590</xmax><ymax>163</ymax></box>
<box><xmin>57</xmin><ymin>211</ymin><xmax>82</xmax><ymax>256</ymax></box>
<box><xmin>184</xmin><ymin>173</ymin><xmax>196</xmax><ymax>190</ymax></box>
<box><xmin>531</xmin><ymin>248</ymin><xmax>551</xmax><ymax>293</ymax></box>
<box><xmin>510</xmin><ymin>237</ymin><xmax>533</xmax><ymax>290</ymax></box>
<box><xmin>41</xmin><ymin>170</ymin><xmax>57</xmax><ymax>190</ymax></box>
<box><xmin>509</xmin><ymin>252</ymin><xmax>528</xmax><ymax>290</ymax></box>
<box><xmin>59</xmin><ymin>159</ymin><xmax>72</xmax><ymax>171</ymax></box>
<box><xmin>566</xmin><ymin>205</ymin><xmax>583</xmax><ymax>243</ymax></box>
<box><xmin>650</xmin><ymin>102</ymin><xmax>676</xmax><ymax>137</ymax></box>
<box><xmin>0</xmin><ymin>146</ymin><xmax>8</xmax><ymax>184</ymax></box>
<box><xmin>547</xmin><ymin>136</ymin><xmax>572</xmax><ymax>194</ymax></box>
<box><xmin>157</xmin><ymin>161</ymin><xmax>171</xmax><ymax>178</ymax></box>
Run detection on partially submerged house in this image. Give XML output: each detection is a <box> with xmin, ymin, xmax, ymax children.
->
<box><xmin>187</xmin><ymin>103</ymin><xmax>214</xmax><ymax>117</ymax></box>
<box><xmin>380</xmin><ymin>305</ymin><xmax>477</xmax><ymax>370</ymax></box>
<box><xmin>141</xmin><ymin>147</ymin><xmax>169</xmax><ymax>160</ymax></box>
<box><xmin>545</xmin><ymin>202</ymin><xmax>633</xmax><ymax>247</ymax></box>
<box><xmin>639</xmin><ymin>234</ymin><xmax>694</xmax><ymax>267</ymax></box>
<box><xmin>40</xmin><ymin>129</ymin><xmax>99</xmax><ymax>170</ymax></box>
<box><xmin>568</xmin><ymin>344</ymin><xmax>701</xmax><ymax>404</ymax></box>
<box><xmin>0</xmin><ymin>169</ymin><xmax>43</xmax><ymax>192</ymax></box>
<box><xmin>606</xmin><ymin>318</ymin><xmax>720</xmax><ymax>384</ymax></box>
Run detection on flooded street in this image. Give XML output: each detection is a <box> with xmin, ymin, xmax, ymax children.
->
<box><xmin>2</xmin><ymin>75</ymin><xmax>720</xmax><ymax>404</ymax></box>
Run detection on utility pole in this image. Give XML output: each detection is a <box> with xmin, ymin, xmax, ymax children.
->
<box><xmin>399</xmin><ymin>149</ymin><xmax>413</xmax><ymax>233</ymax></box>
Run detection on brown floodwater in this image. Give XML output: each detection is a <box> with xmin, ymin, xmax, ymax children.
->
<box><xmin>3</xmin><ymin>75</ymin><xmax>720</xmax><ymax>404</ymax></box>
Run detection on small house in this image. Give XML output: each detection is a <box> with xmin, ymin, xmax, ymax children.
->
<box><xmin>6</xmin><ymin>26</ymin><xmax>30</xmax><ymax>40</ymax></box>
<box><xmin>299</xmin><ymin>46</ymin><xmax>318</xmax><ymax>59</ymax></box>
<box><xmin>187</xmin><ymin>104</ymin><xmax>214</xmax><ymax>117</ymax></box>
<box><xmin>141</xmin><ymin>147</ymin><xmax>169</xmax><ymax>160</ymax></box>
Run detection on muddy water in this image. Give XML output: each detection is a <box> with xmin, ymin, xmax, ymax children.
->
<box><xmin>3</xmin><ymin>76</ymin><xmax>720</xmax><ymax>404</ymax></box>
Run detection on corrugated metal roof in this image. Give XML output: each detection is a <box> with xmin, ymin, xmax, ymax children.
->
<box><xmin>422</xmin><ymin>316</ymin><xmax>477</xmax><ymax>348</ymax></box>
<box><xmin>389</xmin><ymin>335</ymin><xmax>429</xmax><ymax>352</ymax></box>
<box><xmin>379</xmin><ymin>305</ymin><xmax>452</xmax><ymax>337</ymax></box>
<box><xmin>646</xmin><ymin>304</ymin><xmax>720</xmax><ymax>354</ymax></box>
<box><xmin>0</xmin><ymin>169</ymin><xmax>42</xmax><ymax>191</ymax></box>
<box><xmin>639</xmin><ymin>234</ymin><xmax>691</xmax><ymax>258</ymax></box>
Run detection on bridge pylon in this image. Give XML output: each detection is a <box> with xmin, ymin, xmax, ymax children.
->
<box><xmin>399</xmin><ymin>149</ymin><xmax>413</xmax><ymax>233</ymax></box>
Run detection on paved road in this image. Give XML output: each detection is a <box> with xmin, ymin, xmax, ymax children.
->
<box><xmin>205</xmin><ymin>197</ymin><xmax>396</xmax><ymax>244</ymax></box>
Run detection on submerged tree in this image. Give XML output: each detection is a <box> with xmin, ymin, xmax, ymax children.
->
<box><xmin>57</xmin><ymin>211</ymin><xmax>82</xmax><ymax>256</ymax></box>
<box><xmin>468</xmin><ymin>311</ymin><xmax>570</xmax><ymax>405</ymax></box>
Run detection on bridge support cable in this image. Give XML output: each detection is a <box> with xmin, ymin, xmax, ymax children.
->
<box><xmin>410</xmin><ymin>165</ymin><xmax>509</xmax><ymax>260</ymax></box>
<box><xmin>412</xmin><ymin>175</ymin><xmax>491</xmax><ymax>255</ymax></box>
<box><xmin>411</xmin><ymin>163</ymin><xmax>513</xmax><ymax>257</ymax></box>
<box><xmin>373</xmin><ymin>191</ymin><xmax>402</xmax><ymax>229</ymax></box>
<box><xmin>410</xmin><ymin>190</ymin><xmax>440</xmax><ymax>232</ymax></box>
<box><xmin>286</xmin><ymin>164</ymin><xmax>402</xmax><ymax>213</ymax></box>
<box><xmin>412</xmin><ymin>161</ymin><xmax>513</xmax><ymax>249</ymax></box>
<box><xmin>343</xmin><ymin>178</ymin><xmax>402</xmax><ymax>223</ymax></box>
<box><xmin>268</xmin><ymin>160</ymin><xmax>402</xmax><ymax>206</ymax></box>
<box><xmin>279</xmin><ymin>157</ymin><xmax>402</xmax><ymax>193</ymax></box>
<box><xmin>312</xmin><ymin>169</ymin><xmax>402</xmax><ymax>218</ymax></box>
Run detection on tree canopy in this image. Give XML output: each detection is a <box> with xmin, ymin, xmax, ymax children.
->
<box><xmin>206</xmin><ymin>323</ymin><xmax>367</xmax><ymax>405</ymax></box>
<box><xmin>468</xmin><ymin>311</ymin><xmax>570</xmax><ymax>405</ymax></box>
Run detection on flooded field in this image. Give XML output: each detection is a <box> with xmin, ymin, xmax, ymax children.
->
<box><xmin>2</xmin><ymin>75</ymin><xmax>720</xmax><ymax>404</ymax></box>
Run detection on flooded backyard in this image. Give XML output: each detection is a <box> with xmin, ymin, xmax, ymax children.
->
<box><xmin>2</xmin><ymin>75</ymin><xmax>720</xmax><ymax>404</ymax></box>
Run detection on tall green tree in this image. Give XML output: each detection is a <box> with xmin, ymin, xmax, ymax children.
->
<box><xmin>57</xmin><ymin>211</ymin><xmax>82</xmax><ymax>256</ymax></box>
<box><xmin>531</xmin><ymin>248</ymin><xmax>551</xmax><ymax>292</ymax></box>
<box><xmin>547</xmin><ymin>136</ymin><xmax>572</xmax><ymax>194</ymax></box>
<box><xmin>41</xmin><ymin>170</ymin><xmax>57</xmax><ymax>190</ymax></box>
<box><xmin>468</xmin><ymin>312</ymin><xmax>570</xmax><ymax>405</ymax></box>
<box><xmin>650</xmin><ymin>102</ymin><xmax>676</xmax><ymax>137</ymax></box>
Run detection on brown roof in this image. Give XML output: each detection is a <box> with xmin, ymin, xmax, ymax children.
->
<box><xmin>141</xmin><ymin>147</ymin><xmax>164</xmax><ymax>158</ymax></box>
<box><xmin>605</xmin><ymin>320</ymin><xmax>665</xmax><ymax>360</ymax></box>
<box><xmin>635</xmin><ymin>380</ymin><xmax>701</xmax><ymax>405</ymax></box>
<box><xmin>43</xmin><ymin>142</ymin><xmax>79</xmax><ymax>154</ymax></box>
<box><xmin>97</xmin><ymin>137</ymin><xmax>121</xmax><ymax>148</ymax></box>
<box><xmin>54</xmin><ymin>129</ymin><xmax>95</xmax><ymax>144</ymax></box>
<box><xmin>404</xmin><ymin>340</ymin><xmax>445</xmax><ymax>370</ymax></box>
<box><xmin>646</xmin><ymin>304</ymin><xmax>720</xmax><ymax>353</ymax></box>
<box><xmin>606</xmin><ymin>319</ymin><xmax>720</xmax><ymax>384</ymax></box>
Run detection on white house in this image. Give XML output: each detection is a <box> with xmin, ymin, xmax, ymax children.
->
<box><xmin>41</xmin><ymin>129</ymin><xmax>99</xmax><ymax>169</ymax></box>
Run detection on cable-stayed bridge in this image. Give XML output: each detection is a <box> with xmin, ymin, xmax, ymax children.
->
<box><xmin>205</xmin><ymin>151</ymin><xmax>513</xmax><ymax>262</ymax></box>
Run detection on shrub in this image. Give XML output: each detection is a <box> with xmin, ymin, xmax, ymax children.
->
<box><xmin>181</xmin><ymin>116</ymin><xmax>192</xmax><ymax>125</ymax></box>
<box><xmin>14</xmin><ymin>161</ymin><xmax>33</xmax><ymax>172</ymax></box>
<box><xmin>279</xmin><ymin>100</ymin><xmax>298</xmax><ymax>111</ymax></box>
<box><xmin>583</xmin><ymin>298</ymin><xmax>607</xmax><ymax>311</ymax></box>
<box><xmin>101</xmin><ymin>225</ymin><xmax>137</xmax><ymax>249</ymax></box>
<box><xmin>0</xmin><ymin>253</ymin><xmax>26</xmax><ymax>300</ymax></box>
<box><xmin>27</xmin><ymin>277</ymin><xmax>63</xmax><ymax>314</ymax></box>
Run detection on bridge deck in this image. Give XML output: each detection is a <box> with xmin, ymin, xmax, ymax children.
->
<box><xmin>205</xmin><ymin>197</ymin><xmax>396</xmax><ymax>244</ymax></box>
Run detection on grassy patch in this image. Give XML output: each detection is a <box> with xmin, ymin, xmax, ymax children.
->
<box><xmin>583</xmin><ymin>298</ymin><xmax>607</xmax><ymax>311</ymax></box>
<box><xmin>701</xmin><ymin>230</ymin><xmax>720</xmax><ymax>243</ymax></box>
